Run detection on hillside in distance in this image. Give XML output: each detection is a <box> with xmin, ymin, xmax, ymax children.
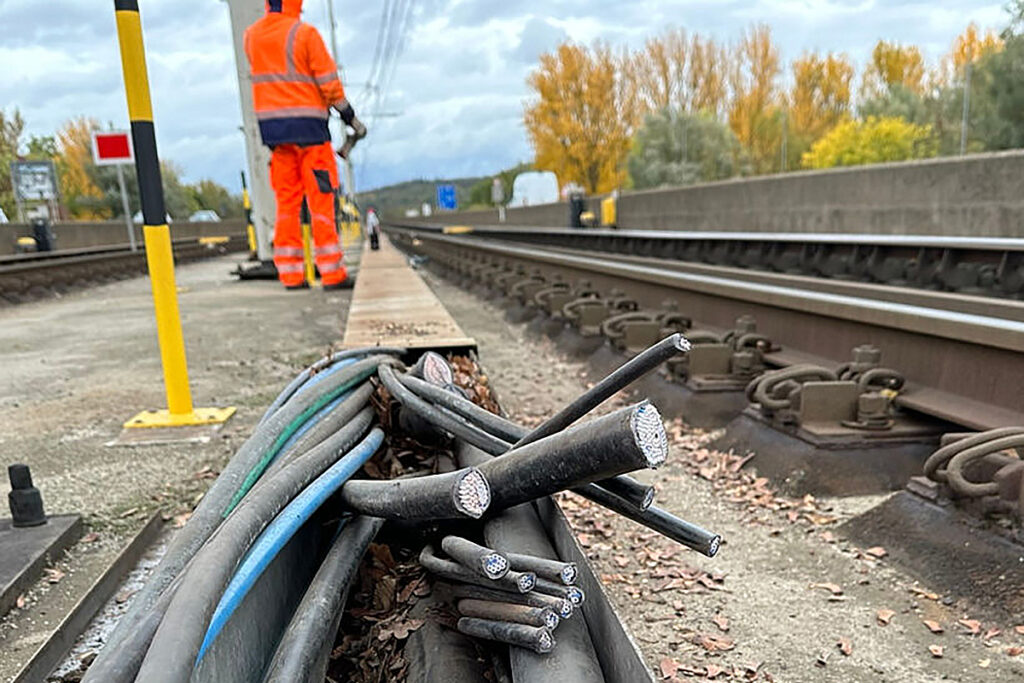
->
<box><xmin>357</xmin><ymin>176</ymin><xmax>485</xmax><ymax>217</ymax></box>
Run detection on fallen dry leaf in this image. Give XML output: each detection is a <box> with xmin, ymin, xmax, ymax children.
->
<box><xmin>1015</xmin><ymin>625</ymin><xmax>1024</xmax><ymax>636</ymax></box>
<box><xmin>659</xmin><ymin>657</ymin><xmax>678</xmax><ymax>679</ymax></box>
<box><xmin>864</xmin><ymin>546</ymin><xmax>887</xmax><ymax>559</ymax></box>
<box><xmin>172</xmin><ymin>512</ymin><xmax>192</xmax><ymax>529</ymax></box>
<box><xmin>923</xmin><ymin>620</ymin><xmax>944</xmax><ymax>634</ymax></box>
<box><xmin>15</xmin><ymin>595</ymin><xmax>25</xmax><ymax>609</ymax></box>
<box><xmin>81</xmin><ymin>532</ymin><xmax>100</xmax><ymax>543</ymax></box>
<box><xmin>958</xmin><ymin>619</ymin><xmax>981</xmax><ymax>635</ymax></box>
<box><xmin>809</xmin><ymin>582</ymin><xmax>844</xmax><ymax>596</ymax></box>
<box><xmin>613</xmin><ymin>555</ymin><xmax>630</xmax><ymax>568</ymax></box>
<box><xmin>705</xmin><ymin>663</ymin><xmax>726</xmax><ymax>679</ymax></box>
<box><xmin>877</xmin><ymin>609</ymin><xmax>896</xmax><ymax>626</ymax></box>
<box><xmin>979</xmin><ymin>658</ymin><xmax>991</xmax><ymax>668</ymax></box>
<box><xmin>1007</xmin><ymin>646</ymin><xmax>1024</xmax><ymax>657</ymax></box>
<box><xmin>118</xmin><ymin>507</ymin><xmax>139</xmax><ymax>519</ymax></box>
<box><xmin>695</xmin><ymin>633</ymin><xmax>735</xmax><ymax>652</ymax></box>
<box><xmin>984</xmin><ymin>628</ymin><xmax>1001</xmax><ymax>641</ymax></box>
<box><xmin>838</xmin><ymin>637</ymin><xmax>853</xmax><ymax>656</ymax></box>
<box><xmin>929</xmin><ymin>645</ymin><xmax>945</xmax><ymax>658</ymax></box>
<box><xmin>711</xmin><ymin>615</ymin><xmax>730</xmax><ymax>633</ymax></box>
<box><xmin>376</xmin><ymin>617</ymin><xmax>423</xmax><ymax>641</ymax></box>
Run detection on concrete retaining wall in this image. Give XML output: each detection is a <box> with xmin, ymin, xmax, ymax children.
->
<box><xmin>1</xmin><ymin>219</ymin><xmax>246</xmax><ymax>256</ymax></box>
<box><xmin>411</xmin><ymin>151</ymin><xmax>1024</xmax><ymax>237</ymax></box>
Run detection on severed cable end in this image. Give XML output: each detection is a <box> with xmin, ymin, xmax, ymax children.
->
<box><xmin>516</xmin><ymin>571</ymin><xmax>537</xmax><ymax>593</ymax></box>
<box><xmin>543</xmin><ymin>610</ymin><xmax>560</xmax><ymax>630</ymax></box>
<box><xmin>565</xmin><ymin>585</ymin><xmax>585</xmax><ymax>605</ymax></box>
<box><xmin>454</xmin><ymin>468</ymin><xmax>491</xmax><ymax>518</ymax></box>
<box><xmin>483</xmin><ymin>553</ymin><xmax>509</xmax><ymax>579</ymax></box>
<box><xmin>673</xmin><ymin>334</ymin><xmax>692</xmax><ymax>354</ymax></box>
<box><xmin>631</xmin><ymin>402</ymin><xmax>668</xmax><ymax>468</ymax></box>
<box><xmin>707</xmin><ymin>535</ymin><xmax>722</xmax><ymax>558</ymax></box>
<box><xmin>555</xmin><ymin>598</ymin><xmax>574</xmax><ymax>619</ymax></box>
<box><xmin>536</xmin><ymin>629</ymin><xmax>556</xmax><ymax>654</ymax></box>
<box><xmin>560</xmin><ymin>563</ymin><xmax>578</xmax><ymax>586</ymax></box>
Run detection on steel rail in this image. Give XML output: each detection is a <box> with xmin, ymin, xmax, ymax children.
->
<box><xmin>394</xmin><ymin>222</ymin><xmax>1024</xmax><ymax>299</ymax></box>
<box><xmin>0</xmin><ymin>236</ymin><xmax>248</xmax><ymax>302</ymax></box>
<box><xmin>397</xmin><ymin>223</ymin><xmax>1024</xmax><ymax>251</ymax></box>
<box><xmin>389</xmin><ymin>226</ymin><xmax>1024</xmax><ymax>431</ymax></box>
<box><xmin>526</xmin><ymin>243</ymin><xmax>1024</xmax><ymax>323</ymax></box>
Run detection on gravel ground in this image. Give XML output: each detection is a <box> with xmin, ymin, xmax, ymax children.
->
<box><xmin>0</xmin><ymin>254</ymin><xmax>355</xmax><ymax>680</ymax></box>
<box><xmin>422</xmin><ymin>269</ymin><xmax>1024</xmax><ymax>683</ymax></box>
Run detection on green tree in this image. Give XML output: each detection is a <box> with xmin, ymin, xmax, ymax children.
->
<box><xmin>26</xmin><ymin>135</ymin><xmax>58</xmax><ymax>160</ymax></box>
<box><xmin>628</xmin><ymin>109</ymin><xmax>748</xmax><ymax>189</ymax></box>
<box><xmin>973</xmin><ymin>35</ymin><xmax>1024</xmax><ymax>148</ymax></box>
<box><xmin>802</xmin><ymin>116</ymin><xmax>937</xmax><ymax>169</ymax></box>
<box><xmin>0</xmin><ymin>108</ymin><xmax>26</xmax><ymax>218</ymax></box>
<box><xmin>160</xmin><ymin>161</ymin><xmax>199</xmax><ymax>221</ymax></box>
<box><xmin>189</xmin><ymin>179</ymin><xmax>243</xmax><ymax>218</ymax></box>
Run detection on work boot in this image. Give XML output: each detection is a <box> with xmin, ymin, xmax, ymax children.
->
<box><xmin>323</xmin><ymin>278</ymin><xmax>353</xmax><ymax>291</ymax></box>
<box><xmin>284</xmin><ymin>281</ymin><xmax>310</xmax><ymax>290</ymax></box>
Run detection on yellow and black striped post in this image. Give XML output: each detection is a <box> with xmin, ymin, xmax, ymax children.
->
<box><xmin>114</xmin><ymin>0</ymin><xmax>234</xmax><ymax>428</ymax></box>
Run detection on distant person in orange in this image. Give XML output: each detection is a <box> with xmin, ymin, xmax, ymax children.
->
<box><xmin>244</xmin><ymin>0</ymin><xmax>366</xmax><ymax>289</ymax></box>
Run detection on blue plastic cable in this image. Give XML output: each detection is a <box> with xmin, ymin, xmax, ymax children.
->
<box><xmin>196</xmin><ymin>427</ymin><xmax>384</xmax><ymax>662</ymax></box>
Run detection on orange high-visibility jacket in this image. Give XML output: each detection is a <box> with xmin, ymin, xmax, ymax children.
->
<box><xmin>244</xmin><ymin>0</ymin><xmax>347</xmax><ymax>147</ymax></box>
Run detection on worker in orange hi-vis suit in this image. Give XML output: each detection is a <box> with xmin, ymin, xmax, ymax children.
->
<box><xmin>244</xmin><ymin>0</ymin><xmax>366</xmax><ymax>289</ymax></box>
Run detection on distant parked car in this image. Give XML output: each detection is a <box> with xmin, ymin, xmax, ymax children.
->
<box><xmin>189</xmin><ymin>210</ymin><xmax>221</xmax><ymax>223</ymax></box>
<box><xmin>133</xmin><ymin>211</ymin><xmax>174</xmax><ymax>224</ymax></box>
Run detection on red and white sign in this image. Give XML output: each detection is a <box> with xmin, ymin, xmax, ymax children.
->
<box><xmin>92</xmin><ymin>131</ymin><xmax>134</xmax><ymax>166</ymax></box>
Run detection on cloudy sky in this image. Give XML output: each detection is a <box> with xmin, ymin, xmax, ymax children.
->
<box><xmin>0</xmin><ymin>0</ymin><xmax>1010</xmax><ymax>193</ymax></box>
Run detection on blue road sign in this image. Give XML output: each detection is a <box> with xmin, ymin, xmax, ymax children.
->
<box><xmin>436</xmin><ymin>184</ymin><xmax>457</xmax><ymax>211</ymax></box>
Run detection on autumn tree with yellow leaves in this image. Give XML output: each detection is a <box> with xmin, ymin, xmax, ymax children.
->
<box><xmin>789</xmin><ymin>53</ymin><xmax>854</xmax><ymax>145</ymax></box>
<box><xmin>727</xmin><ymin>24</ymin><xmax>784</xmax><ymax>174</ymax></box>
<box><xmin>56</xmin><ymin>117</ymin><xmax>108</xmax><ymax>219</ymax></box>
<box><xmin>525</xmin><ymin>43</ymin><xmax>636</xmax><ymax>194</ymax></box>
<box><xmin>860</xmin><ymin>40</ymin><xmax>926</xmax><ymax>100</ymax></box>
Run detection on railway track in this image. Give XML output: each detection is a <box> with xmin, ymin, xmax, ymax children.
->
<box><xmin>0</xmin><ymin>236</ymin><xmax>248</xmax><ymax>304</ymax></box>
<box><xmin>414</xmin><ymin>224</ymin><xmax>1024</xmax><ymax>299</ymax></box>
<box><xmin>386</xmin><ymin>224</ymin><xmax>1024</xmax><ymax>432</ymax></box>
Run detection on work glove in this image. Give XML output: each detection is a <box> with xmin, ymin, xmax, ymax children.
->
<box><xmin>337</xmin><ymin>117</ymin><xmax>367</xmax><ymax>160</ymax></box>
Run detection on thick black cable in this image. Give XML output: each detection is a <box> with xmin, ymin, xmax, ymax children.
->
<box><xmin>397</xmin><ymin>371</ymin><xmax>656</xmax><ymax>510</ymax></box>
<box><xmin>339</xmin><ymin>466</ymin><xmax>491</xmax><ymax>520</ymax></box>
<box><xmin>262</xmin><ymin>516</ymin><xmax>385</xmax><ymax>683</ymax></box>
<box><xmin>472</xmin><ymin>403</ymin><xmax>666</xmax><ymax>512</ymax></box>
<box><xmin>135</xmin><ymin>412</ymin><xmax>377</xmax><ymax>683</ymax></box>
<box><xmin>514</xmin><ymin>334</ymin><xmax>690</xmax><ymax>448</ymax></box>
<box><xmin>379</xmin><ymin>364</ymin><xmax>512</xmax><ymax>454</ymax></box>
<box><xmin>457</xmin><ymin>442</ymin><xmax>720</xmax><ymax>558</ymax></box>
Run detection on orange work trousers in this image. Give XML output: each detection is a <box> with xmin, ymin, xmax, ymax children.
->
<box><xmin>269</xmin><ymin>142</ymin><xmax>346</xmax><ymax>287</ymax></box>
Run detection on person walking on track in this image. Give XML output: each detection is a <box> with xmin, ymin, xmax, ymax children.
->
<box><xmin>244</xmin><ymin>0</ymin><xmax>366</xmax><ymax>289</ymax></box>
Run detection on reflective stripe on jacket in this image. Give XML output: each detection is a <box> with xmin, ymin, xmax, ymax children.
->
<box><xmin>244</xmin><ymin>0</ymin><xmax>347</xmax><ymax>147</ymax></box>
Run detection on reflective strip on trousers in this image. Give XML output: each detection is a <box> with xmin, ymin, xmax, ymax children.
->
<box><xmin>275</xmin><ymin>262</ymin><xmax>305</xmax><ymax>274</ymax></box>
<box><xmin>317</xmin><ymin>259</ymin><xmax>343</xmax><ymax>274</ymax></box>
<box><xmin>274</xmin><ymin>246</ymin><xmax>304</xmax><ymax>258</ymax></box>
<box><xmin>314</xmin><ymin>243</ymin><xmax>342</xmax><ymax>257</ymax></box>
